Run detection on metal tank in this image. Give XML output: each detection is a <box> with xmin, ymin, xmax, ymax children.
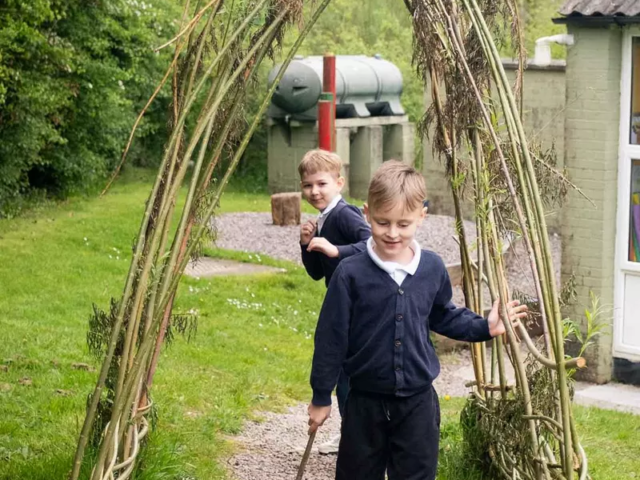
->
<box><xmin>267</xmin><ymin>54</ymin><xmax>404</xmax><ymax>121</ymax></box>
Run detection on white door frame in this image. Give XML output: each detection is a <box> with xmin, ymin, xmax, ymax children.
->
<box><xmin>614</xmin><ymin>28</ymin><xmax>640</xmax><ymax>361</ymax></box>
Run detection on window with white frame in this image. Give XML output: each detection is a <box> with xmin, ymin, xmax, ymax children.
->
<box><xmin>628</xmin><ymin>40</ymin><xmax>640</xmax><ymax>262</ymax></box>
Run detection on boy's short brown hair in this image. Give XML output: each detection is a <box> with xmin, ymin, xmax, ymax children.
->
<box><xmin>368</xmin><ymin>160</ymin><xmax>426</xmax><ymax>213</ymax></box>
<box><xmin>298</xmin><ymin>149</ymin><xmax>342</xmax><ymax>179</ymax></box>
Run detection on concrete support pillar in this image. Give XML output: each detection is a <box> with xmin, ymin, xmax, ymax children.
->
<box><xmin>267</xmin><ymin>122</ymin><xmax>316</xmax><ymax>193</ymax></box>
<box><xmin>336</xmin><ymin>127</ymin><xmax>351</xmax><ymax>197</ymax></box>
<box><xmin>350</xmin><ymin>125</ymin><xmax>383</xmax><ymax>200</ymax></box>
<box><xmin>384</xmin><ymin>122</ymin><xmax>415</xmax><ymax>165</ymax></box>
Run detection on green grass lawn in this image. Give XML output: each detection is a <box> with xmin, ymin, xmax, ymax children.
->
<box><xmin>1</xmin><ymin>171</ymin><xmax>639</xmax><ymax>479</ymax></box>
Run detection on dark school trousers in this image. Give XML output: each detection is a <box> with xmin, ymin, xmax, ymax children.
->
<box><xmin>336</xmin><ymin>386</ymin><xmax>440</xmax><ymax>480</ymax></box>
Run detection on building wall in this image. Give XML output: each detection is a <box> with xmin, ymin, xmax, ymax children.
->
<box><xmin>422</xmin><ymin>61</ymin><xmax>567</xmax><ymax>231</ymax></box>
<box><xmin>562</xmin><ymin>25</ymin><xmax>622</xmax><ymax>383</ymax></box>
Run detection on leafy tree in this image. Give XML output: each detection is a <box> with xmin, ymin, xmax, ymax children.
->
<box><xmin>0</xmin><ymin>0</ymin><xmax>179</xmax><ymax>215</ymax></box>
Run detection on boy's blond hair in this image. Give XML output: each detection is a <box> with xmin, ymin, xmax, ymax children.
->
<box><xmin>368</xmin><ymin>160</ymin><xmax>426</xmax><ymax>213</ymax></box>
<box><xmin>298</xmin><ymin>149</ymin><xmax>342</xmax><ymax>179</ymax></box>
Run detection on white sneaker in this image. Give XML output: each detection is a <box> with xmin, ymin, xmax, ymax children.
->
<box><xmin>318</xmin><ymin>434</ymin><xmax>341</xmax><ymax>455</ymax></box>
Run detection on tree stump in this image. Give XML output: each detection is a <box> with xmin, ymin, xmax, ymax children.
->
<box><xmin>271</xmin><ymin>192</ymin><xmax>301</xmax><ymax>226</ymax></box>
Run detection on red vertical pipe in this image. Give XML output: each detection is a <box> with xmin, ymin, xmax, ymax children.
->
<box><xmin>318</xmin><ymin>92</ymin><xmax>333</xmax><ymax>151</ymax></box>
<box><xmin>323</xmin><ymin>53</ymin><xmax>336</xmax><ymax>151</ymax></box>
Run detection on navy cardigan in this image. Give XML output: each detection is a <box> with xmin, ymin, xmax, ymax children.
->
<box><xmin>311</xmin><ymin>250</ymin><xmax>492</xmax><ymax>406</ymax></box>
<box><xmin>300</xmin><ymin>198</ymin><xmax>371</xmax><ymax>287</ymax></box>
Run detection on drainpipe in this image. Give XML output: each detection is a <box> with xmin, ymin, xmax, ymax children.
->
<box><xmin>534</xmin><ymin>34</ymin><xmax>574</xmax><ymax>66</ymax></box>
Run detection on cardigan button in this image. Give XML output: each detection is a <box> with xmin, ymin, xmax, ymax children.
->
<box><xmin>398</xmin><ymin>288</ymin><xmax>404</xmax><ymax>295</ymax></box>
<box><xmin>396</xmin><ymin>314</ymin><xmax>403</xmax><ymax>321</ymax></box>
<box><xmin>395</xmin><ymin>366</ymin><xmax>402</xmax><ymax>371</ymax></box>
<box><xmin>394</xmin><ymin>340</ymin><xmax>401</xmax><ymax>347</ymax></box>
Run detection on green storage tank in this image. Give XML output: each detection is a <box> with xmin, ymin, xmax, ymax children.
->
<box><xmin>267</xmin><ymin>54</ymin><xmax>405</xmax><ymax>121</ymax></box>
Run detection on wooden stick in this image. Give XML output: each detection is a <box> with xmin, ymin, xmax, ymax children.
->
<box><xmin>296</xmin><ymin>431</ymin><xmax>316</xmax><ymax>480</ymax></box>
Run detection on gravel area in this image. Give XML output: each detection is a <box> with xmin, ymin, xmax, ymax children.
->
<box><xmin>213</xmin><ymin>212</ymin><xmax>561</xmax><ymax>307</ymax></box>
<box><xmin>229</xmin><ymin>401</ymin><xmax>339</xmax><ymax>480</ymax></box>
<box><xmin>214</xmin><ymin>212</ymin><xmax>475</xmax><ymax>266</ymax></box>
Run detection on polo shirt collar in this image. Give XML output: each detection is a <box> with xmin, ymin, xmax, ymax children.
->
<box><xmin>318</xmin><ymin>194</ymin><xmax>342</xmax><ymax>219</ymax></box>
<box><xmin>367</xmin><ymin>237</ymin><xmax>421</xmax><ymax>275</ymax></box>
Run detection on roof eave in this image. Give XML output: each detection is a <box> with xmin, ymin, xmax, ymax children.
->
<box><xmin>553</xmin><ymin>15</ymin><xmax>640</xmax><ymax>26</ymax></box>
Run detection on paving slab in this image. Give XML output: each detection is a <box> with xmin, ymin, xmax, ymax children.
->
<box><xmin>573</xmin><ymin>382</ymin><xmax>640</xmax><ymax>415</ymax></box>
<box><xmin>184</xmin><ymin>257</ymin><xmax>286</xmax><ymax>278</ymax></box>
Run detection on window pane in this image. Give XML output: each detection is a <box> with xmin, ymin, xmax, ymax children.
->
<box><xmin>630</xmin><ymin>160</ymin><xmax>640</xmax><ymax>262</ymax></box>
<box><xmin>631</xmin><ymin>39</ymin><xmax>640</xmax><ymax>144</ymax></box>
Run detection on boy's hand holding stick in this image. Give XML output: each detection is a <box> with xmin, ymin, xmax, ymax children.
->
<box><xmin>296</xmin><ymin>404</ymin><xmax>331</xmax><ymax>480</ymax></box>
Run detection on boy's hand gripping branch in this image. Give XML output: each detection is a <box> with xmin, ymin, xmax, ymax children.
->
<box><xmin>487</xmin><ymin>299</ymin><xmax>528</xmax><ymax>337</ymax></box>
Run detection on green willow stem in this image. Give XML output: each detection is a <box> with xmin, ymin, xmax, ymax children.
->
<box><xmin>473</xmin><ymin>19</ymin><xmax>556</xmax><ymax>358</ymax></box>
<box><xmin>155</xmin><ymin>0</ymin><xmax>270</xmax><ymax>181</ymax></box>
<box><xmin>435</xmin><ymin>3</ymin><xmax>541</xmax><ymax>456</ymax></box>
<box><xmin>140</xmin><ymin>13</ymin><xmax>281</xmax><ymax>438</ymax></box>
<box><xmin>68</xmin><ymin>18</ymin><xmax>190</xmax><ymax>475</ymax></box>
<box><xmin>466</xmin><ymin>2</ymin><xmax>575</xmax><ymax>476</ymax></box>
<box><xmin>79</xmin><ymin>2</ymin><xmax>322</xmax><ymax>477</ymax></box>
<box><xmin>162</xmin><ymin>0</ymin><xmax>333</xmax><ymax>311</ymax></box>
<box><xmin>154</xmin><ymin>10</ymin><xmax>288</xmax><ymax>253</ymax></box>
<box><xmin>73</xmin><ymin>3</ymin><xmax>199</xmax><ymax>474</ymax></box>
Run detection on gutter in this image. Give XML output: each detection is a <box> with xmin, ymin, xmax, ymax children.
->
<box><xmin>553</xmin><ymin>15</ymin><xmax>640</xmax><ymax>26</ymax></box>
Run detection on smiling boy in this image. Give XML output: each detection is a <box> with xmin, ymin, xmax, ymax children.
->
<box><xmin>298</xmin><ymin>149</ymin><xmax>371</xmax><ymax>453</ymax></box>
<box><xmin>307</xmin><ymin>161</ymin><xmax>527</xmax><ymax>479</ymax></box>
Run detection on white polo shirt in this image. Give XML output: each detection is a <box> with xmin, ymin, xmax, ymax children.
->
<box><xmin>366</xmin><ymin>237</ymin><xmax>422</xmax><ymax>286</ymax></box>
<box><xmin>317</xmin><ymin>194</ymin><xmax>342</xmax><ymax>234</ymax></box>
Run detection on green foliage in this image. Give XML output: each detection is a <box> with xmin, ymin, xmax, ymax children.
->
<box><xmin>563</xmin><ymin>291</ymin><xmax>611</xmax><ymax>372</ymax></box>
<box><xmin>0</xmin><ymin>0</ymin><xmax>179</xmax><ymax>215</ymax></box>
<box><xmin>519</xmin><ymin>0</ymin><xmax>566</xmax><ymax>59</ymax></box>
<box><xmin>0</xmin><ymin>0</ymin><xmax>568</xmax><ymax>201</ymax></box>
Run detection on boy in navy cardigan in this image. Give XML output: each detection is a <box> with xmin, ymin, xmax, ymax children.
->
<box><xmin>307</xmin><ymin>161</ymin><xmax>527</xmax><ymax>480</ymax></box>
<box><xmin>298</xmin><ymin>149</ymin><xmax>371</xmax><ymax>454</ymax></box>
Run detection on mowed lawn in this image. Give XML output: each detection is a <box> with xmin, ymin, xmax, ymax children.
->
<box><xmin>0</xmin><ymin>170</ymin><xmax>639</xmax><ymax>479</ymax></box>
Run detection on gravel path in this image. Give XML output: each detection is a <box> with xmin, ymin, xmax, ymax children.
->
<box><xmin>214</xmin><ymin>212</ymin><xmax>475</xmax><ymax>266</ymax></box>
<box><xmin>213</xmin><ymin>212</ymin><xmax>561</xmax><ymax>306</ymax></box>
<box><xmin>214</xmin><ymin>212</ymin><xmax>562</xmax><ymax>480</ymax></box>
<box><xmin>229</xmin><ymin>401</ymin><xmax>339</xmax><ymax>480</ymax></box>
